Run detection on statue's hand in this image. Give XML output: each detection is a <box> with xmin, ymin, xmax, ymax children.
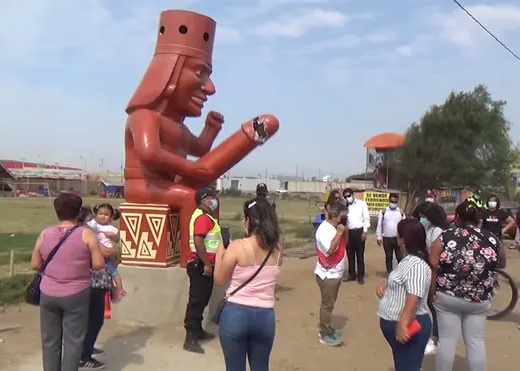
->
<box><xmin>205</xmin><ymin>111</ymin><xmax>224</xmax><ymax>131</ymax></box>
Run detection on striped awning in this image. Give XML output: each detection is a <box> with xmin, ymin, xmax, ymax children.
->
<box><xmin>8</xmin><ymin>168</ymin><xmax>82</xmax><ymax>180</ymax></box>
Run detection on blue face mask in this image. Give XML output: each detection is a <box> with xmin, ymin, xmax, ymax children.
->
<box><xmin>389</xmin><ymin>203</ymin><xmax>397</xmax><ymax>210</ymax></box>
<box><xmin>420</xmin><ymin>217</ymin><xmax>430</xmax><ymax>228</ymax></box>
<box><xmin>210</xmin><ymin>199</ymin><xmax>219</xmax><ymax>211</ymax></box>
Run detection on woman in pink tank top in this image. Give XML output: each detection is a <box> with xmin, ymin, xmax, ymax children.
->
<box><xmin>215</xmin><ymin>198</ymin><xmax>282</xmax><ymax>371</ymax></box>
<box><xmin>30</xmin><ymin>193</ymin><xmax>105</xmax><ymax>371</ymax></box>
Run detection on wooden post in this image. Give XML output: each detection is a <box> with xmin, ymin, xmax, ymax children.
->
<box><xmin>9</xmin><ymin>250</ymin><xmax>15</xmax><ymax>277</ymax></box>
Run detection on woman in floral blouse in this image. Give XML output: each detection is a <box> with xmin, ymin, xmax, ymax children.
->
<box><xmin>429</xmin><ymin>200</ymin><xmax>506</xmax><ymax>371</ymax></box>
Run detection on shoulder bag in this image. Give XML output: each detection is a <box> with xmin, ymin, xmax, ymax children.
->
<box><xmin>25</xmin><ymin>226</ymin><xmax>80</xmax><ymax>306</ymax></box>
<box><xmin>211</xmin><ymin>245</ymin><xmax>275</xmax><ymax>325</ymax></box>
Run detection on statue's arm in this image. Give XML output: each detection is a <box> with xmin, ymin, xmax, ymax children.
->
<box><xmin>187</xmin><ymin>125</ymin><xmax>220</xmax><ymax>157</ymax></box>
<box><xmin>128</xmin><ymin>110</ymin><xmax>213</xmax><ymax>181</ymax></box>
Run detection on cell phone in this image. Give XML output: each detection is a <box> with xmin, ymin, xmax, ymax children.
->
<box><xmin>221</xmin><ymin>226</ymin><xmax>231</xmax><ymax>249</ymax></box>
<box><xmin>407</xmin><ymin>319</ymin><xmax>422</xmax><ymax>337</ymax></box>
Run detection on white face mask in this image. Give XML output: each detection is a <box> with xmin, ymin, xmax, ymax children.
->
<box><xmin>425</xmin><ymin>197</ymin><xmax>434</xmax><ymax>203</ymax></box>
<box><xmin>346</xmin><ymin>196</ymin><xmax>354</xmax><ymax>204</ymax></box>
<box><xmin>488</xmin><ymin>201</ymin><xmax>497</xmax><ymax>209</ymax></box>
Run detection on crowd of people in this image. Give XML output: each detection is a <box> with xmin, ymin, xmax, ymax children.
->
<box><xmin>31</xmin><ymin>185</ymin><xmax>518</xmax><ymax>371</ymax></box>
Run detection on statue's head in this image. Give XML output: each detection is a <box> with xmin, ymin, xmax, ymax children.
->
<box><xmin>127</xmin><ymin>10</ymin><xmax>217</xmax><ymax>118</ymax></box>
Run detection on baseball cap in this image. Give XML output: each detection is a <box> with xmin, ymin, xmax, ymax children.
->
<box><xmin>195</xmin><ymin>187</ymin><xmax>216</xmax><ymax>204</ymax></box>
<box><xmin>256</xmin><ymin>183</ymin><xmax>268</xmax><ymax>194</ymax></box>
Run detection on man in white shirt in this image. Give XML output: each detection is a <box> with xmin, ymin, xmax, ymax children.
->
<box><xmin>343</xmin><ymin>188</ymin><xmax>370</xmax><ymax>284</ymax></box>
<box><xmin>315</xmin><ymin>203</ymin><xmax>348</xmax><ymax>347</ymax></box>
<box><xmin>376</xmin><ymin>192</ymin><xmax>405</xmax><ymax>274</ymax></box>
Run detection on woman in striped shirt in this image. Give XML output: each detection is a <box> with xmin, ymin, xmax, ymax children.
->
<box><xmin>377</xmin><ymin>218</ymin><xmax>432</xmax><ymax>371</ymax></box>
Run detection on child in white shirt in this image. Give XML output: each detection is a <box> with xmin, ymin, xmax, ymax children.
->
<box><xmin>87</xmin><ymin>203</ymin><xmax>127</xmax><ymax>302</ymax></box>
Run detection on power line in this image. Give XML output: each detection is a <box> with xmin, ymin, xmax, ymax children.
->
<box><xmin>451</xmin><ymin>0</ymin><xmax>520</xmax><ymax>61</ymax></box>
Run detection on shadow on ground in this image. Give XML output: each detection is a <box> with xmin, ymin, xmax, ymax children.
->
<box><xmin>102</xmin><ymin>327</ymin><xmax>154</xmax><ymax>370</ymax></box>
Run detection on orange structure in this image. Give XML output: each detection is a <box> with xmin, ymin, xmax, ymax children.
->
<box><xmin>364</xmin><ymin>132</ymin><xmax>405</xmax><ymax>190</ymax></box>
<box><xmin>121</xmin><ymin>10</ymin><xmax>280</xmax><ymax>268</ymax></box>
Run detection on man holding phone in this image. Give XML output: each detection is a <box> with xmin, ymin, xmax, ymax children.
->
<box><xmin>183</xmin><ymin>187</ymin><xmax>221</xmax><ymax>354</ymax></box>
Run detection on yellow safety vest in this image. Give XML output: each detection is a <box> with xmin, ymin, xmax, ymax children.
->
<box><xmin>466</xmin><ymin>196</ymin><xmax>484</xmax><ymax>209</ymax></box>
<box><xmin>189</xmin><ymin>208</ymin><xmax>221</xmax><ymax>254</ymax></box>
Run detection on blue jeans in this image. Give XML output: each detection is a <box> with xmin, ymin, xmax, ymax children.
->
<box><xmin>105</xmin><ymin>258</ymin><xmax>118</xmax><ymax>276</ymax></box>
<box><xmin>218</xmin><ymin>302</ymin><xmax>275</xmax><ymax>371</ymax></box>
<box><xmin>380</xmin><ymin>313</ymin><xmax>431</xmax><ymax>371</ymax></box>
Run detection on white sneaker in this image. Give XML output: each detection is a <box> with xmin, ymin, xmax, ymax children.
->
<box><xmin>424</xmin><ymin>338</ymin><xmax>437</xmax><ymax>355</ymax></box>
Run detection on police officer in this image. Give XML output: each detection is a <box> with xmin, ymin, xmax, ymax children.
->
<box><xmin>255</xmin><ymin>183</ymin><xmax>276</xmax><ymax>211</ymax></box>
<box><xmin>466</xmin><ymin>189</ymin><xmax>485</xmax><ymax>211</ymax></box>
<box><xmin>183</xmin><ymin>187</ymin><xmax>221</xmax><ymax>354</ymax></box>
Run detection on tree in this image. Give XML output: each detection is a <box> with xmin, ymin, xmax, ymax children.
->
<box><xmin>393</xmin><ymin>84</ymin><xmax>516</xmax><ymax>211</ymax></box>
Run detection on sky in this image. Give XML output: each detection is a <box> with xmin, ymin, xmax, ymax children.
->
<box><xmin>1</xmin><ymin>0</ymin><xmax>520</xmax><ymax>179</ymax></box>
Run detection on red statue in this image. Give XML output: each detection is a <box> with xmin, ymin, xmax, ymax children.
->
<box><xmin>121</xmin><ymin>10</ymin><xmax>279</xmax><ymax>268</ymax></box>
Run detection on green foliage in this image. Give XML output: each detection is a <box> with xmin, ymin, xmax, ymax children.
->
<box><xmin>393</xmin><ymin>84</ymin><xmax>517</xmax><ymax>208</ymax></box>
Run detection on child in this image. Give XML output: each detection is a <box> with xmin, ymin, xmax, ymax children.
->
<box><xmin>87</xmin><ymin>203</ymin><xmax>127</xmax><ymax>303</ymax></box>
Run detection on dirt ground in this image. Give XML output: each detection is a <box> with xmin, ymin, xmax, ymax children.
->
<box><xmin>2</xmin><ymin>237</ymin><xmax>520</xmax><ymax>371</ymax></box>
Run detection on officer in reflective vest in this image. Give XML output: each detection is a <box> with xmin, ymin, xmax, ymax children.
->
<box><xmin>183</xmin><ymin>187</ymin><xmax>221</xmax><ymax>354</ymax></box>
<box><xmin>466</xmin><ymin>189</ymin><xmax>485</xmax><ymax>211</ymax></box>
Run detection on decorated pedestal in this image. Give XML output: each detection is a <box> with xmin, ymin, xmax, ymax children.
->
<box><xmin>119</xmin><ymin>203</ymin><xmax>180</xmax><ymax>267</ymax></box>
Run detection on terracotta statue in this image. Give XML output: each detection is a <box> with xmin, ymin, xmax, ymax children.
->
<box><xmin>123</xmin><ymin>10</ymin><xmax>279</xmax><ymax>266</ymax></box>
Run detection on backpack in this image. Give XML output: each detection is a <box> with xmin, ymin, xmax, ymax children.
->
<box><xmin>381</xmin><ymin>208</ymin><xmax>405</xmax><ymax>235</ymax></box>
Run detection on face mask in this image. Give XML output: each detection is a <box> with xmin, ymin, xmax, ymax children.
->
<box><xmin>488</xmin><ymin>201</ymin><xmax>497</xmax><ymax>209</ymax></box>
<box><xmin>425</xmin><ymin>198</ymin><xmax>434</xmax><ymax>203</ymax></box>
<box><xmin>346</xmin><ymin>196</ymin><xmax>354</xmax><ymax>204</ymax></box>
<box><xmin>389</xmin><ymin>203</ymin><xmax>397</xmax><ymax>210</ymax></box>
<box><xmin>420</xmin><ymin>217</ymin><xmax>430</xmax><ymax>228</ymax></box>
<box><xmin>210</xmin><ymin>199</ymin><xmax>219</xmax><ymax>211</ymax></box>
<box><xmin>474</xmin><ymin>194</ymin><xmax>480</xmax><ymax>200</ymax></box>
<box><xmin>339</xmin><ymin>216</ymin><xmax>347</xmax><ymax>225</ymax></box>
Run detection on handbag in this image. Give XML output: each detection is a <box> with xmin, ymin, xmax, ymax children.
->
<box><xmin>25</xmin><ymin>226</ymin><xmax>79</xmax><ymax>306</ymax></box>
<box><xmin>211</xmin><ymin>245</ymin><xmax>275</xmax><ymax>325</ymax></box>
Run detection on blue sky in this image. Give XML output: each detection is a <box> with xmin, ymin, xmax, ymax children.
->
<box><xmin>1</xmin><ymin>0</ymin><xmax>520</xmax><ymax>179</ymax></box>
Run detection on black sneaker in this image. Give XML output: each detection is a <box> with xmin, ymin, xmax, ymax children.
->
<box><xmin>183</xmin><ymin>338</ymin><xmax>205</xmax><ymax>354</ymax></box>
<box><xmin>92</xmin><ymin>348</ymin><xmax>105</xmax><ymax>356</ymax></box>
<box><xmin>79</xmin><ymin>358</ymin><xmax>105</xmax><ymax>370</ymax></box>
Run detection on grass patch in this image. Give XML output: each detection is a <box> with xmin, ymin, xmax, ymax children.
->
<box><xmin>0</xmin><ymin>273</ymin><xmax>35</xmax><ymax>306</ymax></box>
<box><xmin>0</xmin><ymin>233</ymin><xmax>38</xmax><ymax>265</ymax></box>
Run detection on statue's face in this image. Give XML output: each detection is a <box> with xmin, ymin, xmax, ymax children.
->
<box><xmin>169</xmin><ymin>57</ymin><xmax>216</xmax><ymax>117</ymax></box>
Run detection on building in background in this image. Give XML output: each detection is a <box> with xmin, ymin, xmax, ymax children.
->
<box><xmin>0</xmin><ymin>159</ymin><xmax>83</xmax><ymax>196</ymax></box>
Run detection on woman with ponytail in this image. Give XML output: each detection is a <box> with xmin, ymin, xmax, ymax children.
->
<box><xmin>430</xmin><ymin>200</ymin><xmax>506</xmax><ymax>371</ymax></box>
<box><xmin>214</xmin><ymin>198</ymin><xmax>282</xmax><ymax>371</ymax></box>
<box><xmin>377</xmin><ymin>218</ymin><xmax>432</xmax><ymax>370</ymax></box>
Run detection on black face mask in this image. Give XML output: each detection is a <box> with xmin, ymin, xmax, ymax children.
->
<box><xmin>339</xmin><ymin>216</ymin><xmax>347</xmax><ymax>225</ymax></box>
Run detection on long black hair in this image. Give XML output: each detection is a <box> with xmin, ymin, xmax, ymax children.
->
<box><xmin>419</xmin><ymin>202</ymin><xmax>448</xmax><ymax>229</ymax></box>
<box><xmin>93</xmin><ymin>203</ymin><xmax>121</xmax><ymax>221</ymax></box>
<box><xmin>244</xmin><ymin>198</ymin><xmax>281</xmax><ymax>251</ymax></box>
<box><xmin>326</xmin><ymin>189</ymin><xmax>341</xmax><ymax>207</ymax></box>
<box><xmin>455</xmin><ymin>200</ymin><xmax>480</xmax><ymax>226</ymax></box>
<box><xmin>397</xmin><ymin>218</ymin><xmax>431</xmax><ymax>268</ymax></box>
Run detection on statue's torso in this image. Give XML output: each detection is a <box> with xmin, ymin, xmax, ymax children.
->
<box><xmin>124</xmin><ymin>111</ymin><xmax>192</xmax><ymax>182</ymax></box>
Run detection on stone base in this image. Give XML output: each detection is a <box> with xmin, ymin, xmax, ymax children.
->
<box><xmin>111</xmin><ymin>265</ymin><xmax>227</xmax><ymax>328</ymax></box>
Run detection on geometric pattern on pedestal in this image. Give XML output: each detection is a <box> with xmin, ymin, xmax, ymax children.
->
<box><xmin>168</xmin><ymin>213</ymin><xmax>180</xmax><ymax>257</ymax></box>
<box><xmin>145</xmin><ymin>214</ymin><xmax>166</xmax><ymax>246</ymax></box>
<box><xmin>136</xmin><ymin>232</ymin><xmax>157</xmax><ymax>259</ymax></box>
<box><xmin>121</xmin><ymin>213</ymin><xmax>143</xmax><ymax>245</ymax></box>
<box><xmin>120</xmin><ymin>230</ymin><xmax>137</xmax><ymax>258</ymax></box>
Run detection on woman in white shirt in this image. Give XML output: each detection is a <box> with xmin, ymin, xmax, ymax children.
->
<box><xmin>412</xmin><ymin>202</ymin><xmax>448</xmax><ymax>355</ymax></box>
<box><xmin>377</xmin><ymin>218</ymin><xmax>432</xmax><ymax>371</ymax></box>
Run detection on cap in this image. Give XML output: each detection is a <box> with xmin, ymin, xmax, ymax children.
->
<box><xmin>256</xmin><ymin>183</ymin><xmax>268</xmax><ymax>194</ymax></box>
<box><xmin>195</xmin><ymin>187</ymin><xmax>216</xmax><ymax>204</ymax></box>
<box><xmin>155</xmin><ymin>10</ymin><xmax>216</xmax><ymax>65</ymax></box>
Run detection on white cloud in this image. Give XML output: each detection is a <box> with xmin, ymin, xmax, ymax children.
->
<box><xmin>396</xmin><ymin>45</ymin><xmax>414</xmax><ymax>57</ymax></box>
<box><xmin>431</xmin><ymin>4</ymin><xmax>520</xmax><ymax>46</ymax></box>
<box><xmin>224</xmin><ymin>0</ymin><xmax>331</xmax><ymax>21</ymax></box>
<box><xmin>289</xmin><ymin>35</ymin><xmax>360</xmax><ymax>55</ymax></box>
<box><xmin>366</xmin><ymin>31</ymin><xmax>397</xmax><ymax>44</ymax></box>
<box><xmin>253</xmin><ymin>9</ymin><xmax>348</xmax><ymax>38</ymax></box>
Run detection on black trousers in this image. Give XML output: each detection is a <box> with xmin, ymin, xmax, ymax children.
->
<box><xmin>347</xmin><ymin>228</ymin><xmax>366</xmax><ymax>278</ymax></box>
<box><xmin>81</xmin><ymin>288</ymin><xmax>107</xmax><ymax>361</ymax></box>
<box><xmin>383</xmin><ymin>237</ymin><xmax>403</xmax><ymax>273</ymax></box>
<box><xmin>183</xmin><ymin>260</ymin><xmax>214</xmax><ymax>334</ymax></box>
